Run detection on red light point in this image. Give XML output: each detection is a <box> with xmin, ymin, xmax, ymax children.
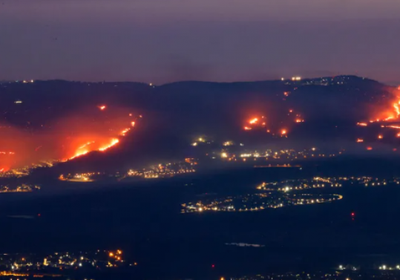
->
<box><xmin>351</xmin><ymin>212</ymin><xmax>355</xmax><ymax>217</ymax></box>
<box><xmin>211</xmin><ymin>264</ymin><xmax>215</xmax><ymax>268</ymax></box>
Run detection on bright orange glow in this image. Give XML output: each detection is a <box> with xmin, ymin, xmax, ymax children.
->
<box><xmin>68</xmin><ymin>150</ymin><xmax>89</xmax><ymax>161</ymax></box>
<box><xmin>99</xmin><ymin>138</ymin><xmax>119</xmax><ymax>152</ymax></box>
<box><xmin>295</xmin><ymin>119</ymin><xmax>304</xmax><ymax>123</ymax></box>
<box><xmin>120</xmin><ymin>128</ymin><xmax>131</xmax><ymax>136</ymax></box>
<box><xmin>249</xmin><ymin>118</ymin><xmax>258</xmax><ymax>124</ymax></box>
<box><xmin>99</xmin><ymin>105</ymin><xmax>106</xmax><ymax>110</ymax></box>
<box><xmin>1</xmin><ymin>106</ymin><xmax>138</xmax><ymax>170</ymax></box>
<box><xmin>366</xmin><ymin>147</ymin><xmax>373</xmax><ymax>151</ymax></box>
<box><xmin>289</xmin><ymin>109</ymin><xmax>293</xmax><ymax>113</ymax></box>
<box><xmin>244</xmin><ymin>126</ymin><xmax>252</xmax><ymax>130</ymax></box>
<box><xmin>357</xmin><ymin>122</ymin><xmax>368</xmax><ymax>126</ymax></box>
<box><xmin>386</xmin><ymin>125</ymin><xmax>400</xmax><ymax>129</ymax></box>
<box><xmin>378</xmin><ymin>135</ymin><xmax>383</xmax><ymax>139</ymax></box>
<box><xmin>394</xmin><ymin>101</ymin><xmax>400</xmax><ymax>118</ymax></box>
<box><xmin>0</xmin><ymin>151</ymin><xmax>15</xmax><ymax>155</ymax></box>
<box><xmin>397</xmin><ymin>132</ymin><xmax>400</xmax><ymax>137</ymax></box>
<box><xmin>356</xmin><ymin>138</ymin><xmax>364</xmax><ymax>143</ymax></box>
<box><xmin>281</xmin><ymin>129</ymin><xmax>287</xmax><ymax>135</ymax></box>
<box><xmin>77</xmin><ymin>141</ymin><xmax>95</xmax><ymax>150</ymax></box>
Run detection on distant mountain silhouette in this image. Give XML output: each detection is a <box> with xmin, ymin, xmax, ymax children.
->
<box><xmin>0</xmin><ymin>76</ymin><xmax>396</xmax><ymax>173</ymax></box>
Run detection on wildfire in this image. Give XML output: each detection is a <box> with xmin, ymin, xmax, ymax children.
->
<box><xmin>1</xmin><ymin>105</ymin><xmax>140</xmax><ymax>170</ymax></box>
<box><xmin>362</xmin><ymin>87</ymin><xmax>400</xmax><ymax>125</ymax></box>
<box><xmin>0</xmin><ymin>151</ymin><xmax>15</xmax><ymax>155</ymax></box>
<box><xmin>394</xmin><ymin>101</ymin><xmax>400</xmax><ymax>117</ymax></box>
<box><xmin>68</xmin><ymin>150</ymin><xmax>89</xmax><ymax>161</ymax></box>
<box><xmin>99</xmin><ymin>138</ymin><xmax>119</xmax><ymax>152</ymax></box>
<box><xmin>244</xmin><ymin>116</ymin><xmax>267</xmax><ymax>131</ymax></box>
<box><xmin>385</xmin><ymin>125</ymin><xmax>400</xmax><ymax>129</ymax></box>
<box><xmin>63</xmin><ymin>106</ymin><xmax>138</xmax><ymax>161</ymax></box>
<box><xmin>78</xmin><ymin>141</ymin><xmax>95</xmax><ymax>150</ymax></box>
<box><xmin>249</xmin><ymin>118</ymin><xmax>258</xmax><ymax>124</ymax></box>
<box><xmin>120</xmin><ymin>128</ymin><xmax>131</xmax><ymax>136</ymax></box>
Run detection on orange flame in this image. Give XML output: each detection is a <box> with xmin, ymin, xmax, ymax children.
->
<box><xmin>249</xmin><ymin>118</ymin><xmax>258</xmax><ymax>124</ymax></box>
<box><xmin>99</xmin><ymin>138</ymin><xmax>119</xmax><ymax>151</ymax></box>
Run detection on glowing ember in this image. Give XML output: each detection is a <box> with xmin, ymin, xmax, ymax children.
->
<box><xmin>295</xmin><ymin>119</ymin><xmax>304</xmax><ymax>123</ymax></box>
<box><xmin>98</xmin><ymin>105</ymin><xmax>106</xmax><ymax>110</ymax></box>
<box><xmin>356</xmin><ymin>138</ymin><xmax>364</xmax><ymax>143</ymax></box>
<box><xmin>281</xmin><ymin>129</ymin><xmax>287</xmax><ymax>135</ymax></box>
<box><xmin>386</xmin><ymin>125</ymin><xmax>400</xmax><ymax>129</ymax></box>
<box><xmin>131</xmin><ymin>121</ymin><xmax>135</xmax><ymax>127</ymax></box>
<box><xmin>249</xmin><ymin>118</ymin><xmax>258</xmax><ymax>124</ymax></box>
<box><xmin>120</xmin><ymin>128</ymin><xmax>131</xmax><ymax>136</ymax></box>
<box><xmin>357</xmin><ymin>122</ymin><xmax>368</xmax><ymax>126</ymax></box>
<box><xmin>244</xmin><ymin>126</ymin><xmax>252</xmax><ymax>130</ymax></box>
<box><xmin>378</xmin><ymin>135</ymin><xmax>383</xmax><ymax>139</ymax></box>
<box><xmin>366</xmin><ymin>147</ymin><xmax>373</xmax><ymax>151</ymax></box>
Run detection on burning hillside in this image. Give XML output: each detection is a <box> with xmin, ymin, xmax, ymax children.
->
<box><xmin>0</xmin><ymin>105</ymin><xmax>140</xmax><ymax>172</ymax></box>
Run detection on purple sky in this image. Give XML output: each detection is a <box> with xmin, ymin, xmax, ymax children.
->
<box><xmin>1</xmin><ymin>0</ymin><xmax>399</xmax><ymax>84</ymax></box>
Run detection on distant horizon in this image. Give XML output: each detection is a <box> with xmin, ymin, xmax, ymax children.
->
<box><xmin>2</xmin><ymin>0</ymin><xmax>400</xmax><ymax>87</ymax></box>
<box><xmin>0</xmin><ymin>74</ymin><xmax>397</xmax><ymax>87</ymax></box>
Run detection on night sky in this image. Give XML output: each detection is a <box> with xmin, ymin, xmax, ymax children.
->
<box><xmin>1</xmin><ymin>0</ymin><xmax>399</xmax><ymax>84</ymax></box>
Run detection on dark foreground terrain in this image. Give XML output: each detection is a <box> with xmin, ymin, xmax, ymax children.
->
<box><xmin>2</xmin><ymin>159</ymin><xmax>400</xmax><ymax>279</ymax></box>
